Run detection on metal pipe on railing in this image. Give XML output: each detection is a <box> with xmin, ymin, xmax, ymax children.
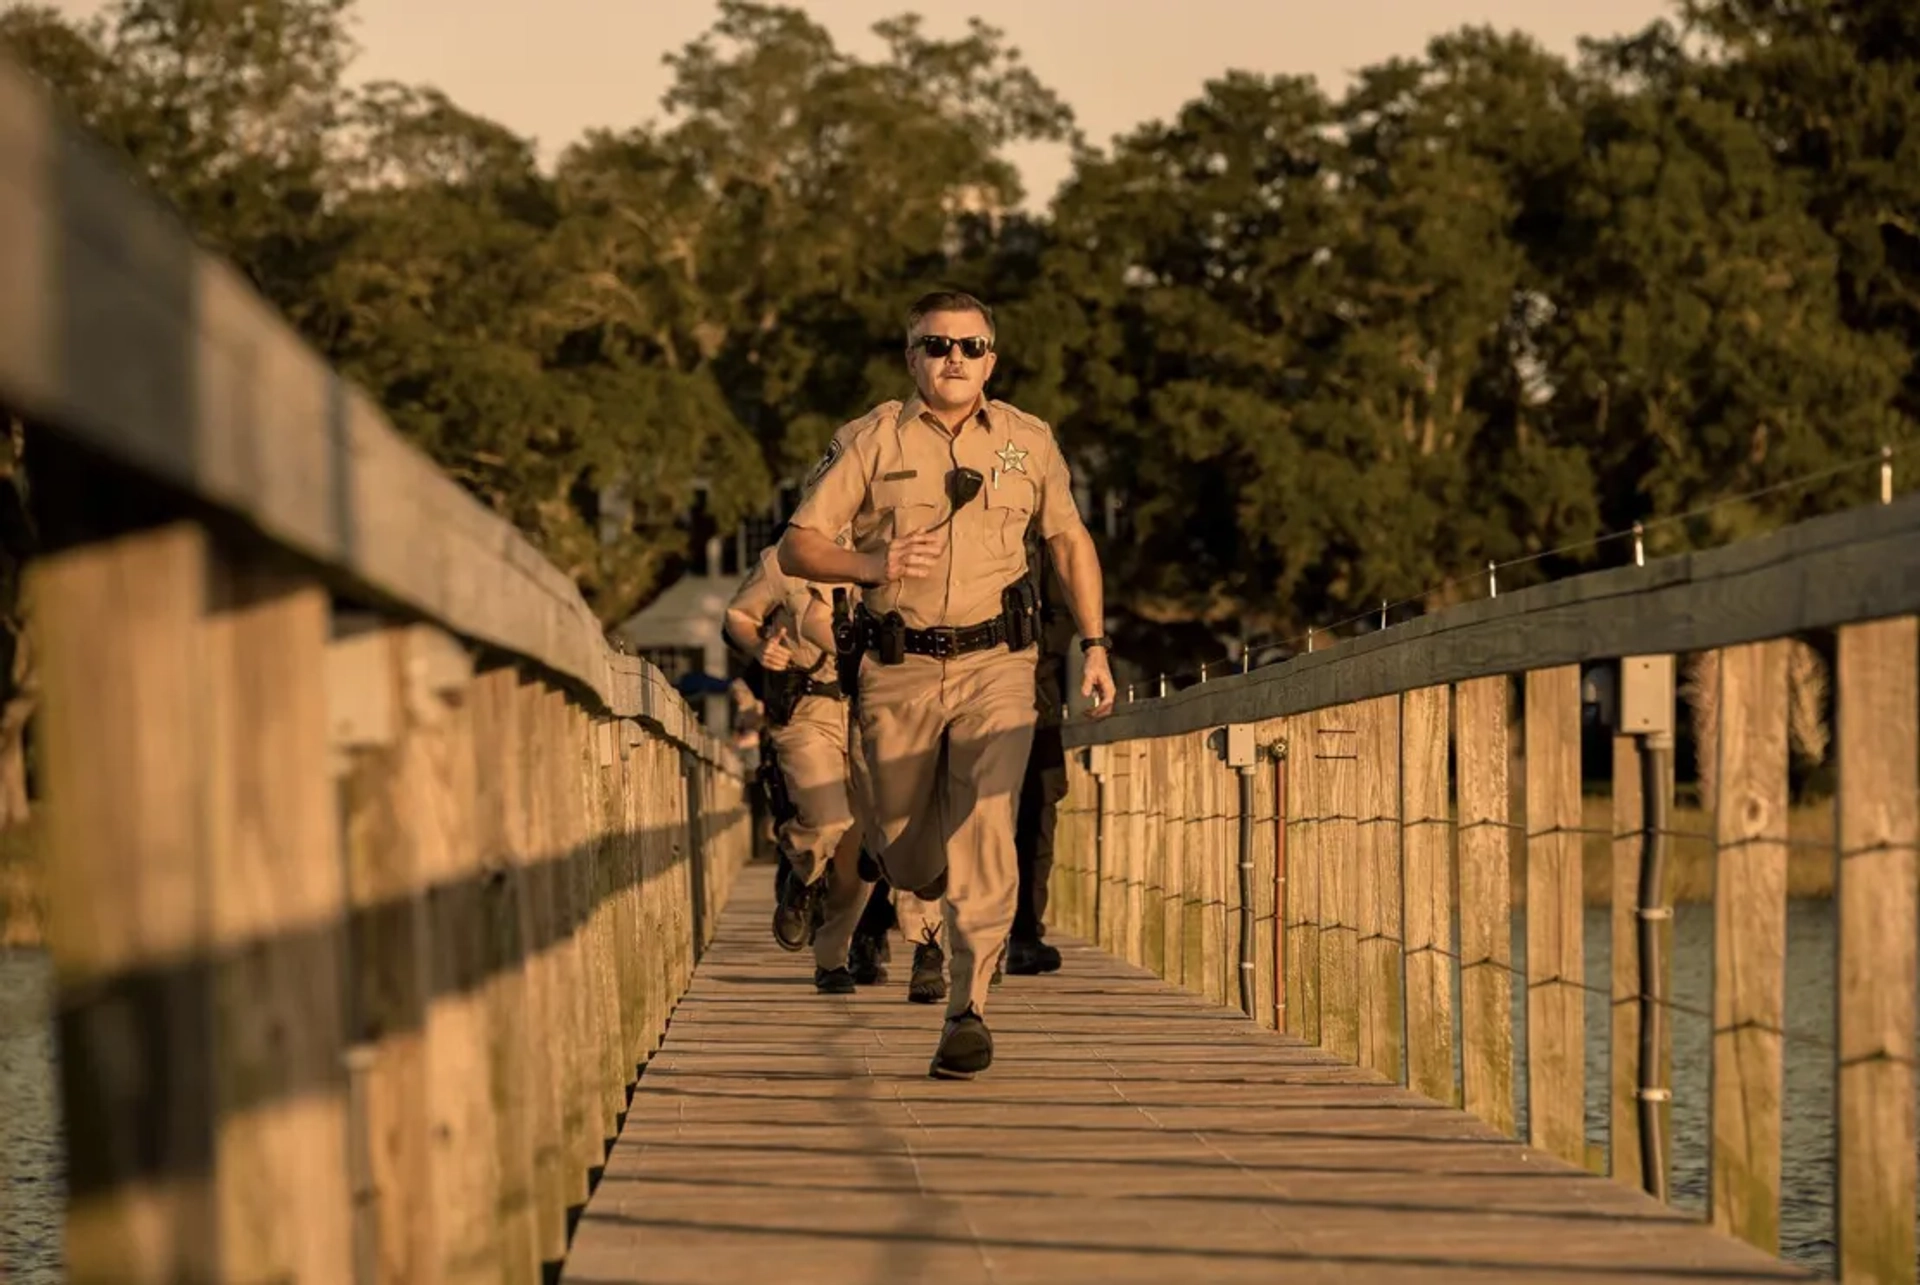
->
<box><xmin>1637</xmin><ymin>730</ymin><xmax>1674</xmax><ymax>1202</ymax></box>
<box><xmin>1237</xmin><ymin>764</ymin><xmax>1256</xmax><ymax>1017</ymax></box>
<box><xmin>1270</xmin><ymin>740</ymin><xmax>1288</xmax><ymax>1032</ymax></box>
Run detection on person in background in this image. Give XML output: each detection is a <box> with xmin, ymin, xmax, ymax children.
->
<box><xmin>1007</xmin><ymin>532</ymin><xmax>1073</xmax><ymax>975</ymax></box>
<box><xmin>722</xmin><ymin>544</ymin><xmax>870</xmax><ymax>992</ymax></box>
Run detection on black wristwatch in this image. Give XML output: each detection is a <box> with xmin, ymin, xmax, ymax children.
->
<box><xmin>1079</xmin><ymin>636</ymin><xmax>1111</xmax><ymax>653</ymax></box>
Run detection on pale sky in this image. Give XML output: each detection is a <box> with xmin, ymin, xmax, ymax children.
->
<box><xmin>50</xmin><ymin>0</ymin><xmax>1675</xmax><ymax>207</ymax></box>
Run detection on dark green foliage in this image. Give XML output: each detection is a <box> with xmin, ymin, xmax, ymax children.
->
<box><xmin>2</xmin><ymin>0</ymin><xmax>1912</xmax><ymax>642</ymax></box>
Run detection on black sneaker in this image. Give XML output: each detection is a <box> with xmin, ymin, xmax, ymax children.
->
<box><xmin>908</xmin><ymin>932</ymin><xmax>947</xmax><ymax>1005</ymax></box>
<box><xmin>848</xmin><ymin>932</ymin><xmax>889</xmax><ymax>986</ymax></box>
<box><xmin>1006</xmin><ymin>938</ymin><xmax>1062</xmax><ymax>975</ymax></box>
<box><xmin>929</xmin><ymin>1007</ymin><xmax>993</xmax><ymax>1080</ymax></box>
<box><xmin>814</xmin><ymin>965</ymin><xmax>856</xmax><ymax>994</ymax></box>
<box><xmin>773</xmin><ymin>871</ymin><xmax>824</xmax><ymax>952</ymax></box>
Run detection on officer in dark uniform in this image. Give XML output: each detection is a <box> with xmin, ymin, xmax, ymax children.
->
<box><xmin>1006</xmin><ymin>531</ymin><xmax>1073</xmax><ymax>974</ymax></box>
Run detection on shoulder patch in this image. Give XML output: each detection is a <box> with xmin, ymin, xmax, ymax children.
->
<box><xmin>804</xmin><ymin>436</ymin><xmax>844</xmax><ymax>490</ymax></box>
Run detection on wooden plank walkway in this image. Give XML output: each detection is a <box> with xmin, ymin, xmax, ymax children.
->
<box><xmin>564</xmin><ymin>863</ymin><xmax>1809</xmax><ymax>1284</ymax></box>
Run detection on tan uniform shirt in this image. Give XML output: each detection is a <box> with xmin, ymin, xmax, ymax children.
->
<box><xmin>727</xmin><ymin>546</ymin><xmax>836</xmax><ymax>672</ymax></box>
<box><xmin>789</xmin><ymin>396</ymin><xmax>1083</xmax><ymax>630</ymax></box>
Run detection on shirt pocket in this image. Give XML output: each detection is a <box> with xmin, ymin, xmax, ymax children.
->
<box><xmin>983</xmin><ymin>473</ymin><xmax>1037</xmax><ymax>559</ymax></box>
<box><xmin>871</xmin><ymin>477</ymin><xmax>944</xmax><ymax>537</ymax></box>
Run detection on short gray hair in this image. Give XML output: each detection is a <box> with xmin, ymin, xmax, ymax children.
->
<box><xmin>904</xmin><ymin>290</ymin><xmax>995</xmax><ymax>346</ymax></box>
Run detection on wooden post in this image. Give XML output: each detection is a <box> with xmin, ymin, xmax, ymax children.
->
<box><xmin>679</xmin><ymin>748</ymin><xmax>708</xmax><ymax>972</ymax></box>
<box><xmin>1455</xmin><ymin>676</ymin><xmax>1515</xmax><ymax>1134</ymax></box>
<box><xmin>1357</xmin><ymin>696</ymin><xmax>1406</xmax><ymax>1081</ymax></box>
<box><xmin>1145</xmin><ymin>738</ymin><xmax>1169</xmax><ymax>975</ymax></box>
<box><xmin>466</xmin><ymin>668</ymin><xmax>542</xmax><ymax>1282</ymax></box>
<box><xmin>1834</xmin><ymin>618</ymin><xmax>1917</xmax><ymax>1283</ymax></box>
<box><xmin>537</xmin><ymin>690</ymin><xmax>596</xmax><ymax>1210</ymax></box>
<box><xmin>512</xmin><ymin>681</ymin><xmax>571</xmax><ymax>1262</ymax></box>
<box><xmin>333</xmin><ymin>621</ymin><xmax>440</xmax><ymax>1285</ymax></box>
<box><xmin>1709</xmin><ymin>642</ymin><xmax>1789</xmax><ymax>1253</ymax></box>
<box><xmin>402</xmin><ymin>626</ymin><xmax>506</xmax><ymax>1284</ymax></box>
<box><xmin>1318</xmin><ymin>707</ymin><xmax>1360</xmax><ymax>1060</ymax></box>
<box><xmin>1181</xmin><ymin>734</ymin><xmax>1206</xmax><ymax>993</ymax></box>
<box><xmin>1110</xmin><ymin>739</ymin><xmax>1132</xmax><ymax>963</ymax></box>
<box><xmin>610</xmin><ymin>721</ymin><xmax>645</xmax><ymax>1085</ymax></box>
<box><xmin>31</xmin><ymin>522</ymin><xmax>218</xmax><ymax>1282</ymax></box>
<box><xmin>1525</xmin><ymin>665</ymin><xmax>1585</xmax><ymax>1166</ymax></box>
<box><xmin>1161</xmin><ymin>738</ymin><xmax>1187</xmax><ymax>990</ymax></box>
<box><xmin>1285</xmin><ymin>707</ymin><xmax>1322</xmax><ymax>1044</ymax></box>
<box><xmin>1401</xmin><ymin>685</ymin><xmax>1455</xmax><ymax>1105</ymax></box>
<box><xmin>575</xmin><ymin>709</ymin><xmax>623</xmax><ymax>1156</ymax></box>
<box><xmin>203</xmin><ymin>557</ymin><xmax>356</xmax><ymax>1281</ymax></box>
<box><xmin>1201</xmin><ymin>737</ymin><xmax>1227</xmax><ymax>1005</ymax></box>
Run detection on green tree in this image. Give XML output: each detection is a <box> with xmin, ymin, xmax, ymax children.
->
<box><xmin>1682</xmin><ymin>0</ymin><xmax>1920</xmax><ymax>410</ymax></box>
<box><xmin>548</xmin><ymin>1</ymin><xmax>1076</xmax><ymax>482</ymax></box>
<box><xmin>1539</xmin><ymin>24</ymin><xmax>1910</xmax><ymax>551</ymax></box>
<box><xmin>3</xmin><ymin>0</ymin><xmax>356</xmax><ymax>312</ymax></box>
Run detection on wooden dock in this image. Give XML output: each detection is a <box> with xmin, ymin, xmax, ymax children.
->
<box><xmin>563</xmin><ymin>864</ymin><xmax>1807</xmax><ymax>1284</ymax></box>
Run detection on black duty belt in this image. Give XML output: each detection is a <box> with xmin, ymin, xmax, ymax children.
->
<box><xmin>901</xmin><ymin>617</ymin><xmax>1011</xmax><ymax>660</ymax></box>
<box><xmin>796</xmin><ymin>676</ymin><xmax>845</xmax><ymax>701</ymax></box>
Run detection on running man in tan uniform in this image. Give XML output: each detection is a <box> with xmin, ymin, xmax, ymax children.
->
<box><xmin>723</xmin><ymin>545</ymin><xmax>874</xmax><ymax>990</ymax></box>
<box><xmin>779</xmin><ymin>289</ymin><xmax>1116</xmax><ymax>1078</ymax></box>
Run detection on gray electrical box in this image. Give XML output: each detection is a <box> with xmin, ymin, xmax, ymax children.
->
<box><xmin>1618</xmin><ymin>654</ymin><xmax>1675</xmax><ymax>735</ymax></box>
<box><xmin>1222</xmin><ymin>723</ymin><xmax>1257</xmax><ymax>768</ymax></box>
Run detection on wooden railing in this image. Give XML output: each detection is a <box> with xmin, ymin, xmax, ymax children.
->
<box><xmin>1059</xmin><ymin>494</ymin><xmax>1920</xmax><ymax>1282</ymax></box>
<box><xmin>0</xmin><ymin>56</ymin><xmax>751</xmax><ymax>1283</ymax></box>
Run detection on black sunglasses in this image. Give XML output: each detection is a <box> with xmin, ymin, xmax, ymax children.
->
<box><xmin>912</xmin><ymin>334</ymin><xmax>993</xmax><ymax>361</ymax></box>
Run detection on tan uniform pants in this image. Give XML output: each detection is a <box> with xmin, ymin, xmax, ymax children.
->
<box><xmin>766</xmin><ymin>694</ymin><xmax>868</xmax><ymax>971</ymax></box>
<box><xmin>858</xmin><ymin>645</ymin><xmax>1037</xmax><ymax>1018</ymax></box>
<box><xmin>846</xmin><ymin>708</ymin><xmax>943</xmax><ymax>950</ymax></box>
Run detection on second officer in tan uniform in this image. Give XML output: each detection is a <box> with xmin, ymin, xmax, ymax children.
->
<box><xmin>726</xmin><ymin>531</ymin><xmax>950</xmax><ymax>999</ymax></box>
<box><xmin>779</xmin><ymin>289</ymin><xmax>1116</xmax><ymax>1078</ymax></box>
<box><xmin>723</xmin><ymin>545</ymin><xmax>873</xmax><ymax>988</ymax></box>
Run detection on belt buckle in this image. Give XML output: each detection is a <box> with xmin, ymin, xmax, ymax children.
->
<box><xmin>927</xmin><ymin>628</ymin><xmax>956</xmax><ymax>659</ymax></box>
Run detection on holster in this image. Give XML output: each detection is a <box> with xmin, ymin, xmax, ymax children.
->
<box><xmin>862</xmin><ymin>607</ymin><xmax>906</xmax><ymax>665</ymax></box>
<box><xmin>1001</xmin><ymin>579</ymin><xmax>1039</xmax><ymax>652</ymax></box>
<box><xmin>832</xmin><ymin>589</ymin><xmax>864</xmax><ymax>691</ymax></box>
<box><xmin>756</xmin><ymin>741</ymin><xmax>795</xmax><ymax>826</ymax></box>
<box><xmin>763</xmin><ymin>669</ymin><xmax>805</xmax><ymax>727</ymax></box>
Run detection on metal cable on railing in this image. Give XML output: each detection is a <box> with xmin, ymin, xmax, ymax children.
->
<box><xmin>1119</xmin><ymin>442</ymin><xmax>1908</xmax><ymax>704</ymax></box>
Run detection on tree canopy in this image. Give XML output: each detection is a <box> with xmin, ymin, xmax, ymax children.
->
<box><xmin>2</xmin><ymin>0</ymin><xmax>1912</xmax><ymax>668</ymax></box>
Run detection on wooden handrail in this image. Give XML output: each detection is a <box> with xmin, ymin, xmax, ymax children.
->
<box><xmin>1064</xmin><ymin>490</ymin><xmax>1920</xmax><ymax>748</ymax></box>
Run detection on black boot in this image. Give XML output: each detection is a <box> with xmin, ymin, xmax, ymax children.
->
<box><xmin>929</xmin><ymin>1007</ymin><xmax>993</xmax><ymax>1080</ymax></box>
<box><xmin>772</xmin><ymin>865</ymin><xmax>824</xmax><ymax>952</ymax></box>
<box><xmin>814</xmin><ymin>965</ymin><xmax>856</xmax><ymax>994</ymax></box>
<box><xmin>1006</xmin><ymin>937</ymin><xmax>1062</xmax><ymax>975</ymax></box>
<box><xmin>848</xmin><ymin>931</ymin><xmax>889</xmax><ymax>986</ymax></box>
<box><xmin>908</xmin><ymin>930</ymin><xmax>947</xmax><ymax>1005</ymax></box>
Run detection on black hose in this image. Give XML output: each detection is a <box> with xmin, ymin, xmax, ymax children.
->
<box><xmin>1636</xmin><ymin>731</ymin><xmax>1673</xmax><ymax>1202</ymax></box>
<box><xmin>1237</xmin><ymin>767</ymin><xmax>1256</xmax><ymax>1017</ymax></box>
